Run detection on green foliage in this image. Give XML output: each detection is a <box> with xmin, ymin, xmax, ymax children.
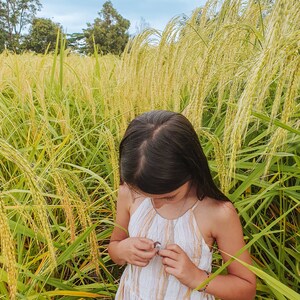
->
<box><xmin>84</xmin><ymin>0</ymin><xmax>130</xmax><ymax>55</ymax></box>
<box><xmin>67</xmin><ymin>32</ymin><xmax>86</xmax><ymax>54</ymax></box>
<box><xmin>23</xmin><ymin>17</ymin><xmax>62</xmax><ymax>53</ymax></box>
<box><xmin>0</xmin><ymin>0</ymin><xmax>41</xmax><ymax>52</ymax></box>
<box><xmin>0</xmin><ymin>24</ymin><xmax>7</xmax><ymax>51</ymax></box>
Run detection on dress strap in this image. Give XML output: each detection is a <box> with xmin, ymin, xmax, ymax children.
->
<box><xmin>191</xmin><ymin>200</ymin><xmax>200</xmax><ymax>211</ymax></box>
<box><xmin>130</xmin><ymin>197</ymin><xmax>153</xmax><ymax>219</ymax></box>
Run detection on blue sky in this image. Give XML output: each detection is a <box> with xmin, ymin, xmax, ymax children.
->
<box><xmin>37</xmin><ymin>0</ymin><xmax>206</xmax><ymax>34</ymax></box>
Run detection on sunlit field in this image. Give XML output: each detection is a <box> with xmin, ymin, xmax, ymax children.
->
<box><xmin>0</xmin><ymin>0</ymin><xmax>299</xmax><ymax>299</ymax></box>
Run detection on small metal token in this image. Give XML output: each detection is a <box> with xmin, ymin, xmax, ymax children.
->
<box><xmin>154</xmin><ymin>241</ymin><xmax>162</xmax><ymax>250</ymax></box>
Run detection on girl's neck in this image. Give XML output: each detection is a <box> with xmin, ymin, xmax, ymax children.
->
<box><xmin>151</xmin><ymin>185</ymin><xmax>198</xmax><ymax>220</ymax></box>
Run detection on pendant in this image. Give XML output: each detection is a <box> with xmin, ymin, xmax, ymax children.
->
<box><xmin>154</xmin><ymin>241</ymin><xmax>162</xmax><ymax>250</ymax></box>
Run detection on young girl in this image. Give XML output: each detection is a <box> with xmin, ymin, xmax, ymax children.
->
<box><xmin>108</xmin><ymin>110</ymin><xmax>256</xmax><ymax>300</ymax></box>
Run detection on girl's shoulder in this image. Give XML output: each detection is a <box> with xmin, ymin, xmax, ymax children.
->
<box><xmin>193</xmin><ymin>197</ymin><xmax>239</xmax><ymax>242</ymax></box>
<box><xmin>118</xmin><ymin>184</ymin><xmax>145</xmax><ymax>215</ymax></box>
<box><xmin>202</xmin><ymin>195</ymin><xmax>236</xmax><ymax>213</ymax></box>
<box><xmin>195</xmin><ymin>196</ymin><xmax>236</xmax><ymax>217</ymax></box>
<box><xmin>118</xmin><ymin>183</ymin><xmax>132</xmax><ymax>200</ymax></box>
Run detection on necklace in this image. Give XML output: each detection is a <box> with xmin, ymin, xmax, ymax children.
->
<box><xmin>152</xmin><ymin>195</ymin><xmax>189</xmax><ymax>251</ymax></box>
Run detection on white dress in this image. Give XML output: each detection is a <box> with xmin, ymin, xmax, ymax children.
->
<box><xmin>115</xmin><ymin>197</ymin><xmax>215</xmax><ymax>300</ymax></box>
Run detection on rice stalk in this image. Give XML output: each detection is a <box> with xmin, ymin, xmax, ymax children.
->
<box><xmin>265</xmin><ymin>58</ymin><xmax>300</xmax><ymax>171</ymax></box>
<box><xmin>52</xmin><ymin>168</ymin><xmax>101</xmax><ymax>277</ymax></box>
<box><xmin>53</xmin><ymin>172</ymin><xmax>77</xmax><ymax>242</ymax></box>
<box><xmin>0</xmin><ymin>200</ymin><xmax>17</xmax><ymax>299</ymax></box>
<box><xmin>198</xmin><ymin>129</ymin><xmax>229</xmax><ymax>193</ymax></box>
<box><xmin>0</xmin><ymin>139</ymin><xmax>56</xmax><ymax>268</ymax></box>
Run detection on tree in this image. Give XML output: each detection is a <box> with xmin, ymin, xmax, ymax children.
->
<box><xmin>84</xmin><ymin>1</ymin><xmax>130</xmax><ymax>55</ymax></box>
<box><xmin>67</xmin><ymin>32</ymin><xmax>86</xmax><ymax>54</ymax></box>
<box><xmin>0</xmin><ymin>0</ymin><xmax>41</xmax><ymax>51</ymax></box>
<box><xmin>23</xmin><ymin>17</ymin><xmax>62</xmax><ymax>53</ymax></box>
<box><xmin>0</xmin><ymin>19</ymin><xmax>7</xmax><ymax>51</ymax></box>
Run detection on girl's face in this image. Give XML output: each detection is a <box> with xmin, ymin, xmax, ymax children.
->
<box><xmin>130</xmin><ymin>181</ymin><xmax>192</xmax><ymax>204</ymax></box>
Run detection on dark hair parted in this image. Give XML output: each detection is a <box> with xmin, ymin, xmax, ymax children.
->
<box><xmin>119</xmin><ymin>110</ymin><xmax>229</xmax><ymax>201</ymax></box>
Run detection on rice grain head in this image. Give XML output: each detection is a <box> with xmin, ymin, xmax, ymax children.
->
<box><xmin>53</xmin><ymin>172</ymin><xmax>77</xmax><ymax>242</ymax></box>
<box><xmin>0</xmin><ymin>139</ymin><xmax>56</xmax><ymax>268</ymax></box>
<box><xmin>0</xmin><ymin>200</ymin><xmax>17</xmax><ymax>299</ymax></box>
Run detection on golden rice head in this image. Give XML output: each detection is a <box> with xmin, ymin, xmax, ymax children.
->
<box><xmin>53</xmin><ymin>173</ymin><xmax>77</xmax><ymax>242</ymax></box>
<box><xmin>0</xmin><ymin>139</ymin><xmax>56</xmax><ymax>268</ymax></box>
<box><xmin>0</xmin><ymin>200</ymin><xmax>17</xmax><ymax>299</ymax></box>
<box><xmin>104</xmin><ymin>127</ymin><xmax>119</xmax><ymax>191</ymax></box>
<box><xmin>199</xmin><ymin>129</ymin><xmax>229</xmax><ymax>194</ymax></box>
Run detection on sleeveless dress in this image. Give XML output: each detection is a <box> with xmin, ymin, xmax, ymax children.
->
<box><xmin>115</xmin><ymin>197</ymin><xmax>215</xmax><ymax>300</ymax></box>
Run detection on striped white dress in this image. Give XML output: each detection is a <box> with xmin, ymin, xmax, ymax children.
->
<box><xmin>115</xmin><ymin>197</ymin><xmax>215</xmax><ymax>300</ymax></box>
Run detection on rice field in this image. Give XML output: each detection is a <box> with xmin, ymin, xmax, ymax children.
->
<box><xmin>0</xmin><ymin>0</ymin><xmax>299</xmax><ymax>299</ymax></box>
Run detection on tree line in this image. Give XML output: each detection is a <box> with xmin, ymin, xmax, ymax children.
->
<box><xmin>0</xmin><ymin>0</ymin><xmax>130</xmax><ymax>55</ymax></box>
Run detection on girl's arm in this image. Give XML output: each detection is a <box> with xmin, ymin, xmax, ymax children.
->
<box><xmin>159</xmin><ymin>201</ymin><xmax>256</xmax><ymax>300</ymax></box>
<box><xmin>108</xmin><ymin>185</ymin><xmax>156</xmax><ymax>266</ymax></box>
<box><xmin>201</xmin><ymin>201</ymin><xmax>256</xmax><ymax>300</ymax></box>
<box><xmin>191</xmin><ymin>201</ymin><xmax>256</xmax><ymax>300</ymax></box>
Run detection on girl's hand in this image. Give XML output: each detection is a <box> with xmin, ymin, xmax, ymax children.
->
<box><xmin>159</xmin><ymin>244</ymin><xmax>204</xmax><ymax>289</ymax></box>
<box><xmin>118</xmin><ymin>237</ymin><xmax>157</xmax><ymax>267</ymax></box>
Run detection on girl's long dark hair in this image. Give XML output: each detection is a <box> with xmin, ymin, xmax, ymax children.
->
<box><xmin>119</xmin><ymin>110</ymin><xmax>229</xmax><ymax>201</ymax></box>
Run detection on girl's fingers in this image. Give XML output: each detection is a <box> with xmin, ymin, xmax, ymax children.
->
<box><xmin>162</xmin><ymin>257</ymin><xmax>177</xmax><ymax>268</ymax></box>
<box><xmin>131</xmin><ymin>254</ymin><xmax>154</xmax><ymax>266</ymax></box>
<box><xmin>139</xmin><ymin>237</ymin><xmax>154</xmax><ymax>244</ymax></box>
<box><xmin>136</xmin><ymin>238</ymin><xmax>154</xmax><ymax>251</ymax></box>
<box><xmin>136</xmin><ymin>248</ymin><xmax>157</xmax><ymax>259</ymax></box>
<box><xmin>164</xmin><ymin>266</ymin><xmax>177</xmax><ymax>276</ymax></box>
<box><xmin>165</xmin><ymin>244</ymin><xmax>183</xmax><ymax>253</ymax></box>
<box><xmin>133</xmin><ymin>260</ymin><xmax>149</xmax><ymax>267</ymax></box>
<box><xmin>159</xmin><ymin>249</ymin><xmax>179</xmax><ymax>260</ymax></box>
